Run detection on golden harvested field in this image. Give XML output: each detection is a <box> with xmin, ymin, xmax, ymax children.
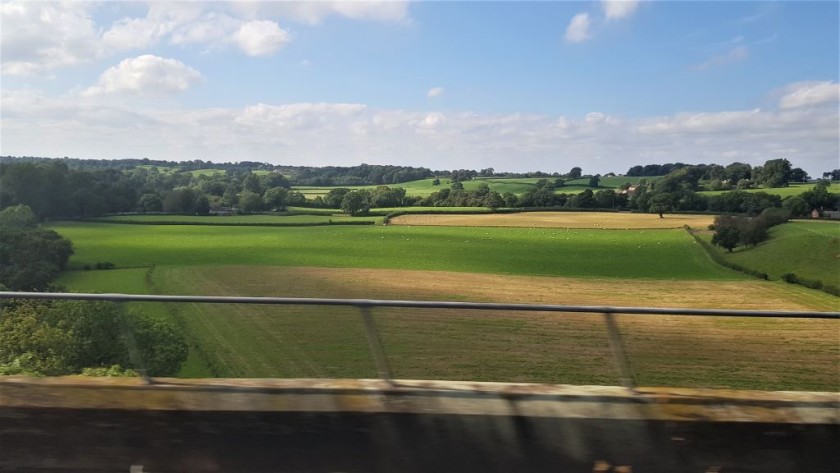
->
<box><xmin>142</xmin><ymin>265</ymin><xmax>839</xmax><ymax>390</ymax></box>
<box><xmin>390</xmin><ymin>211</ymin><xmax>716</xmax><ymax>229</ymax></box>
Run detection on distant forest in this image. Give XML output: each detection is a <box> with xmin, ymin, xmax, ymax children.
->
<box><xmin>1</xmin><ymin>156</ymin><xmax>838</xmax><ymax>220</ymax></box>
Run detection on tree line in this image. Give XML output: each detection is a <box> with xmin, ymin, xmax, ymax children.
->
<box><xmin>1</xmin><ymin>157</ymin><xmax>837</xmax><ymax>219</ymax></box>
<box><xmin>319</xmin><ymin>168</ymin><xmax>837</xmax><ymax>217</ymax></box>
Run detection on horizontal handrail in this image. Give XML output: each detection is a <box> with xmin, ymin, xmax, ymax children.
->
<box><xmin>1</xmin><ymin>291</ymin><xmax>837</xmax><ymax>319</ymax></box>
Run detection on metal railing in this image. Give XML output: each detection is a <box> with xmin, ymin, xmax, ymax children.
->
<box><xmin>1</xmin><ymin>291</ymin><xmax>838</xmax><ymax>389</ymax></box>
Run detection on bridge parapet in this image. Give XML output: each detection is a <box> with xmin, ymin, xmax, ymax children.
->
<box><xmin>1</xmin><ymin>376</ymin><xmax>837</xmax><ymax>472</ymax></box>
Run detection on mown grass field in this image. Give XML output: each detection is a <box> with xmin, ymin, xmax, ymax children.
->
<box><xmin>60</xmin><ymin>265</ymin><xmax>839</xmax><ymax>389</ymax></box>
<box><xmin>698</xmin><ymin>221</ymin><xmax>840</xmax><ymax>288</ymax></box>
<box><xmin>51</xmin><ymin>222</ymin><xmax>739</xmax><ymax>280</ymax></box>
<box><xmin>50</xmin><ymin>214</ymin><xmax>838</xmax><ymax>390</ymax></box>
<box><xmin>92</xmin><ymin>214</ymin><xmax>381</xmax><ymax>224</ymax></box>
<box><xmin>391</xmin><ymin>212</ymin><xmax>714</xmax><ymax>229</ymax></box>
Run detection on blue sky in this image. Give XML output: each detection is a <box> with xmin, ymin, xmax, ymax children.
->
<box><xmin>1</xmin><ymin>1</ymin><xmax>838</xmax><ymax>176</ymax></box>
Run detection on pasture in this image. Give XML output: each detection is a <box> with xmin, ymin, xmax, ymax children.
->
<box><xmin>50</xmin><ymin>222</ymin><xmax>739</xmax><ymax>280</ymax></box>
<box><xmin>390</xmin><ymin>212</ymin><xmax>715</xmax><ymax>229</ymax></box>
<box><xmin>698</xmin><ymin>221</ymin><xmax>840</xmax><ymax>288</ymax></box>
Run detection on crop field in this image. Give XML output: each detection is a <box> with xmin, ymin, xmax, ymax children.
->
<box><xmin>91</xmin><ymin>214</ymin><xmax>380</xmax><ymax>225</ymax></box>
<box><xmin>49</xmin><ymin>214</ymin><xmax>838</xmax><ymax>390</ymax></box>
<box><xmin>390</xmin><ymin>212</ymin><xmax>715</xmax><ymax>229</ymax></box>
<box><xmin>698</xmin><ymin>221</ymin><xmax>840</xmax><ymax>288</ymax></box>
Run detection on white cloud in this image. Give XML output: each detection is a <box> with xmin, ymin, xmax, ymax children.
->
<box><xmin>83</xmin><ymin>55</ymin><xmax>203</xmax><ymax>97</ymax></box>
<box><xmin>104</xmin><ymin>5</ymin><xmax>291</xmax><ymax>57</ymax></box>
<box><xmin>601</xmin><ymin>1</ymin><xmax>640</xmax><ymax>21</ymax></box>
<box><xmin>0</xmin><ymin>1</ymin><xmax>100</xmax><ymax>75</ymax></box>
<box><xmin>693</xmin><ymin>45</ymin><xmax>750</xmax><ymax>71</ymax></box>
<box><xmin>235</xmin><ymin>103</ymin><xmax>366</xmax><ymax>130</ymax></box>
<box><xmin>778</xmin><ymin>81</ymin><xmax>840</xmax><ymax>110</ymax></box>
<box><xmin>170</xmin><ymin>12</ymin><xmax>244</xmax><ymax>49</ymax></box>
<box><xmin>636</xmin><ymin>109</ymin><xmax>766</xmax><ymax>134</ymax></box>
<box><xmin>427</xmin><ymin>87</ymin><xmax>444</xmax><ymax>98</ymax></box>
<box><xmin>585</xmin><ymin>112</ymin><xmax>609</xmax><ymax>124</ymax></box>
<box><xmin>232</xmin><ymin>20</ymin><xmax>291</xmax><ymax>56</ymax></box>
<box><xmin>4</xmin><ymin>80</ymin><xmax>837</xmax><ymax>176</ymax></box>
<box><xmin>418</xmin><ymin>112</ymin><xmax>446</xmax><ymax>129</ymax></box>
<box><xmin>230</xmin><ymin>1</ymin><xmax>410</xmax><ymax>25</ymax></box>
<box><xmin>102</xmin><ymin>3</ymin><xmax>204</xmax><ymax>53</ymax></box>
<box><xmin>565</xmin><ymin>13</ymin><xmax>591</xmax><ymax>43</ymax></box>
<box><xmin>2</xmin><ymin>1</ymin><xmax>409</xmax><ymax>75</ymax></box>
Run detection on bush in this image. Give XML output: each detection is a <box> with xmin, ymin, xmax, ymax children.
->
<box><xmin>797</xmin><ymin>278</ymin><xmax>823</xmax><ymax>290</ymax></box>
<box><xmin>759</xmin><ymin>207</ymin><xmax>791</xmax><ymax>227</ymax></box>
<box><xmin>822</xmin><ymin>285</ymin><xmax>840</xmax><ymax>297</ymax></box>
<box><xmin>0</xmin><ymin>300</ymin><xmax>187</xmax><ymax>376</ymax></box>
<box><xmin>781</xmin><ymin>273</ymin><xmax>798</xmax><ymax>283</ymax></box>
<box><xmin>780</xmin><ymin>272</ymin><xmax>835</xmax><ymax>296</ymax></box>
<box><xmin>94</xmin><ymin>262</ymin><xmax>115</xmax><ymax>270</ymax></box>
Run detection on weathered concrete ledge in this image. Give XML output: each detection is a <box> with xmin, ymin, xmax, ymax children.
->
<box><xmin>1</xmin><ymin>376</ymin><xmax>837</xmax><ymax>423</ymax></box>
<box><xmin>1</xmin><ymin>377</ymin><xmax>838</xmax><ymax>472</ymax></box>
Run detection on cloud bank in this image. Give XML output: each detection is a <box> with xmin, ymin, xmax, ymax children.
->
<box><xmin>0</xmin><ymin>1</ymin><xmax>408</xmax><ymax>76</ymax></box>
<box><xmin>3</xmin><ymin>81</ymin><xmax>836</xmax><ymax>175</ymax></box>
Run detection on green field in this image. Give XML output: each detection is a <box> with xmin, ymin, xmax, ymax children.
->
<box><xmin>48</xmin><ymin>216</ymin><xmax>838</xmax><ymax>390</ymax></box>
<box><xmin>51</xmin><ymin>222</ymin><xmax>740</xmax><ymax>280</ymax></box>
<box><xmin>699</xmin><ymin>221</ymin><xmax>840</xmax><ymax>288</ymax></box>
<box><xmin>699</xmin><ymin>182</ymin><xmax>840</xmax><ymax>197</ymax></box>
<box><xmin>91</xmin><ymin>214</ymin><xmax>380</xmax><ymax>225</ymax></box>
<box><xmin>293</xmin><ymin>177</ymin><xmax>608</xmax><ymax>198</ymax></box>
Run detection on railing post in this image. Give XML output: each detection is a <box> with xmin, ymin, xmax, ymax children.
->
<box><xmin>113</xmin><ymin>301</ymin><xmax>153</xmax><ymax>385</ymax></box>
<box><xmin>602</xmin><ymin>312</ymin><xmax>635</xmax><ymax>391</ymax></box>
<box><xmin>359</xmin><ymin>305</ymin><xmax>392</xmax><ymax>382</ymax></box>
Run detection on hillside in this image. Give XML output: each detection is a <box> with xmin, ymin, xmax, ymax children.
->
<box><xmin>699</xmin><ymin>221</ymin><xmax>840</xmax><ymax>290</ymax></box>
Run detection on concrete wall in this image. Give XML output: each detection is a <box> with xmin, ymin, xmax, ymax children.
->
<box><xmin>1</xmin><ymin>377</ymin><xmax>838</xmax><ymax>472</ymax></box>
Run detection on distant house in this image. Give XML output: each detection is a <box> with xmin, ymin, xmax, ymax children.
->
<box><xmin>810</xmin><ymin>209</ymin><xmax>840</xmax><ymax>220</ymax></box>
<box><xmin>620</xmin><ymin>186</ymin><xmax>638</xmax><ymax>195</ymax></box>
<box><xmin>211</xmin><ymin>207</ymin><xmax>236</xmax><ymax>216</ymax></box>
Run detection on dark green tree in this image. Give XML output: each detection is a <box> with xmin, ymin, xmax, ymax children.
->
<box><xmin>0</xmin><ymin>205</ymin><xmax>73</xmax><ymax>291</ymax></box>
<box><xmin>238</xmin><ymin>191</ymin><xmax>263</xmax><ymax>213</ymax></box>
<box><xmin>263</xmin><ymin>187</ymin><xmax>289</xmax><ymax>210</ymax></box>
<box><xmin>755</xmin><ymin>159</ymin><xmax>792</xmax><ymax>188</ymax></box>
<box><xmin>712</xmin><ymin>225</ymin><xmax>740</xmax><ymax>252</ymax></box>
<box><xmin>341</xmin><ymin>191</ymin><xmax>370</xmax><ymax>216</ymax></box>
<box><xmin>484</xmin><ymin>191</ymin><xmax>505</xmax><ymax>210</ymax></box>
